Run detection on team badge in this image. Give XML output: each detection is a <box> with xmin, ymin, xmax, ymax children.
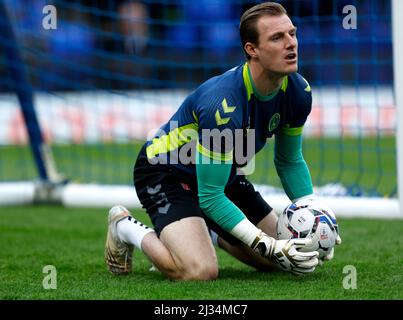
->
<box><xmin>268</xmin><ymin>113</ymin><xmax>280</xmax><ymax>132</ymax></box>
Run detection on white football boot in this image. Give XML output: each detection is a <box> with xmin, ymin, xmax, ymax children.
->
<box><xmin>104</xmin><ymin>205</ymin><xmax>134</xmax><ymax>275</ymax></box>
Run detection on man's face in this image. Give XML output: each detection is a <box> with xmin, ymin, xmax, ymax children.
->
<box><xmin>253</xmin><ymin>14</ymin><xmax>298</xmax><ymax>75</ymax></box>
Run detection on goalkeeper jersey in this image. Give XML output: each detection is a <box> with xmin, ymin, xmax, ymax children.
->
<box><xmin>145</xmin><ymin>62</ymin><xmax>312</xmax><ymax>183</ymax></box>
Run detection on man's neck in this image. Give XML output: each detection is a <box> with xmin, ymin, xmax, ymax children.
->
<box><xmin>248</xmin><ymin>60</ymin><xmax>284</xmax><ymax>96</ymax></box>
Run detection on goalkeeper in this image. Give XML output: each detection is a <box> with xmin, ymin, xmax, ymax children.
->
<box><xmin>105</xmin><ymin>2</ymin><xmax>331</xmax><ymax>280</ymax></box>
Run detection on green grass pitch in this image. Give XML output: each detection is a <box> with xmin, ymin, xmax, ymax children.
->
<box><xmin>0</xmin><ymin>205</ymin><xmax>402</xmax><ymax>300</ymax></box>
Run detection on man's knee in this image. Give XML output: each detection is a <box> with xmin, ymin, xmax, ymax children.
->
<box><xmin>178</xmin><ymin>261</ymin><xmax>219</xmax><ymax>281</ymax></box>
<box><xmin>159</xmin><ymin>217</ymin><xmax>219</xmax><ymax>281</ymax></box>
<box><xmin>167</xmin><ymin>258</ymin><xmax>218</xmax><ymax>281</ymax></box>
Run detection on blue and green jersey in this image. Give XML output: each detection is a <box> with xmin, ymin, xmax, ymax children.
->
<box><xmin>144</xmin><ymin>62</ymin><xmax>314</xmax><ymax>231</ymax></box>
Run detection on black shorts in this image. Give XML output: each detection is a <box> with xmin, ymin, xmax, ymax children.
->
<box><xmin>133</xmin><ymin>146</ymin><xmax>273</xmax><ymax>246</ymax></box>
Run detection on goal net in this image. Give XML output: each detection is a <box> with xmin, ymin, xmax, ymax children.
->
<box><xmin>0</xmin><ymin>0</ymin><xmax>401</xmax><ymax>218</ymax></box>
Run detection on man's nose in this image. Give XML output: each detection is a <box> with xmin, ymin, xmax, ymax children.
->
<box><xmin>285</xmin><ymin>34</ymin><xmax>297</xmax><ymax>48</ymax></box>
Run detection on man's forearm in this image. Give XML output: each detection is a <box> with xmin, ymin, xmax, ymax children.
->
<box><xmin>196</xmin><ymin>152</ymin><xmax>246</xmax><ymax>231</ymax></box>
<box><xmin>274</xmin><ymin>130</ymin><xmax>313</xmax><ymax>201</ymax></box>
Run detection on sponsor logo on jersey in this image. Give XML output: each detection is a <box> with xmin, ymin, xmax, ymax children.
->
<box><xmin>215</xmin><ymin>98</ymin><xmax>236</xmax><ymax>126</ymax></box>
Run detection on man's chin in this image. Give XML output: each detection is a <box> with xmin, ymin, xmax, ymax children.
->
<box><xmin>284</xmin><ymin>65</ymin><xmax>298</xmax><ymax>74</ymax></box>
<box><xmin>272</xmin><ymin>65</ymin><xmax>298</xmax><ymax>76</ymax></box>
<box><xmin>266</xmin><ymin>64</ymin><xmax>298</xmax><ymax>77</ymax></box>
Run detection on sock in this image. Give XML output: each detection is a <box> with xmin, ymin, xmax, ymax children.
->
<box><xmin>117</xmin><ymin>216</ymin><xmax>154</xmax><ymax>251</ymax></box>
<box><xmin>209</xmin><ymin>229</ymin><xmax>219</xmax><ymax>246</ymax></box>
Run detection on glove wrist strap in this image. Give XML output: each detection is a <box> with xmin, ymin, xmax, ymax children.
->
<box><xmin>251</xmin><ymin>232</ymin><xmax>276</xmax><ymax>259</ymax></box>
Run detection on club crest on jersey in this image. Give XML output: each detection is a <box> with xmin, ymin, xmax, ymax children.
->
<box><xmin>268</xmin><ymin>113</ymin><xmax>280</xmax><ymax>132</ymax></box>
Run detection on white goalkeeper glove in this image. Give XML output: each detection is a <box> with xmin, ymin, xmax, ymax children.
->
<box><xmin>318</xmin><ymin>234</ymin><xmax>342</xmax><ymax>266</ymax></box>
<box><xmin>251</xmin><ymin>232</ymin><xmax>319</xmax><ymax>275</ymax></box>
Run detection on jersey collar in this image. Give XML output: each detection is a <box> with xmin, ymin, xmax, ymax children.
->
<box><xmin>242</xmin><ymin>62</ymin><xmax>287</xmax><ymax>101</ymax></box>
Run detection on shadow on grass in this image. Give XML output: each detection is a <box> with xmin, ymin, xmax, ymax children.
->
<box><xmin>217</xmin><ymin>267</ymin><xmax>322</xmax><ymax>283</ymax></box>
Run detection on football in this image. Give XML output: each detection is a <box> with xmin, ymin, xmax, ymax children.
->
<box><xmin>277</xmin><ymin>199</ymin><xmax>340</xmax><ymax>259</ymax></box>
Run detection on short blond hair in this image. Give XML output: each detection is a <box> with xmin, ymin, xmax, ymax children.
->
<box><xmin>239</xmin><ymin>2</ymin><xmax>288</xmax><ymax>59</ymax></box>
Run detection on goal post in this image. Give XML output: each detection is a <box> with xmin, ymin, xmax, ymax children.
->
<box><xmin>392</xmin><ymin>0</ymin><xmax>403</xmax><ymax>215</ymax></box>
<box><xmin>0</xmin><ymin>0</ymin><xmax>64</xmax><ymax>195</ymax></box>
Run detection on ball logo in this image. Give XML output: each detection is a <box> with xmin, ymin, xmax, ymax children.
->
<box><xmin>320</xmin><ymin>228</ymin><xmax>328</xmax><ymax>240</ymax></box>
<box><xmin>297</xmin><ymin>216</ymin><xmax>306</xmax><ymax>225</ymax></box>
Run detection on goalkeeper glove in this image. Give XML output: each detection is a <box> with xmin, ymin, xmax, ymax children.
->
<box><xmin>318</xmin><ymin>234</ymin><xmax>342</xmax><ymax>266</ymax></box>
<box><xmin>251</xmin><ymin>232</ymin><xmax>319</xmax><ymax>275</ymax></box>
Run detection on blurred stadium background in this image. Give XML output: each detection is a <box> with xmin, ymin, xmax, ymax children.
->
<box><xmin>0</xmin><ymin>0</ymin><xmax>401</xmax><ymax>217</ymax></box>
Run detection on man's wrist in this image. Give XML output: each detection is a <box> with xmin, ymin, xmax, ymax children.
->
<box><xmin>229</xmin><ymin>218</ymin><xmax>262</xmax><ymax>247</ymax></box>
<box><xmin>292</xmin><ymin>193</ymin><xmax>315</xmax><ymax>202</ymax></box>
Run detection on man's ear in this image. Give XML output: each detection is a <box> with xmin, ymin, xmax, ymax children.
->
<box><xmin>244</xmin><ymin>42</ymin><xmax>258</xmax><ymax>59</ymax></box>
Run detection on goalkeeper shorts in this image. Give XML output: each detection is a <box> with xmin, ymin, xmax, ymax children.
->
<box><xmin>133</xmin><ymin>146</ymin><xmax>273</xmax><ymax>246</ymax></box>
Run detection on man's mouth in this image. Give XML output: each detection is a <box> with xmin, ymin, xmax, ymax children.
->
<box><xmin>285</xmin><ymin>52</ymin><xmax>297</xmax><ymax>61</ymax></box>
